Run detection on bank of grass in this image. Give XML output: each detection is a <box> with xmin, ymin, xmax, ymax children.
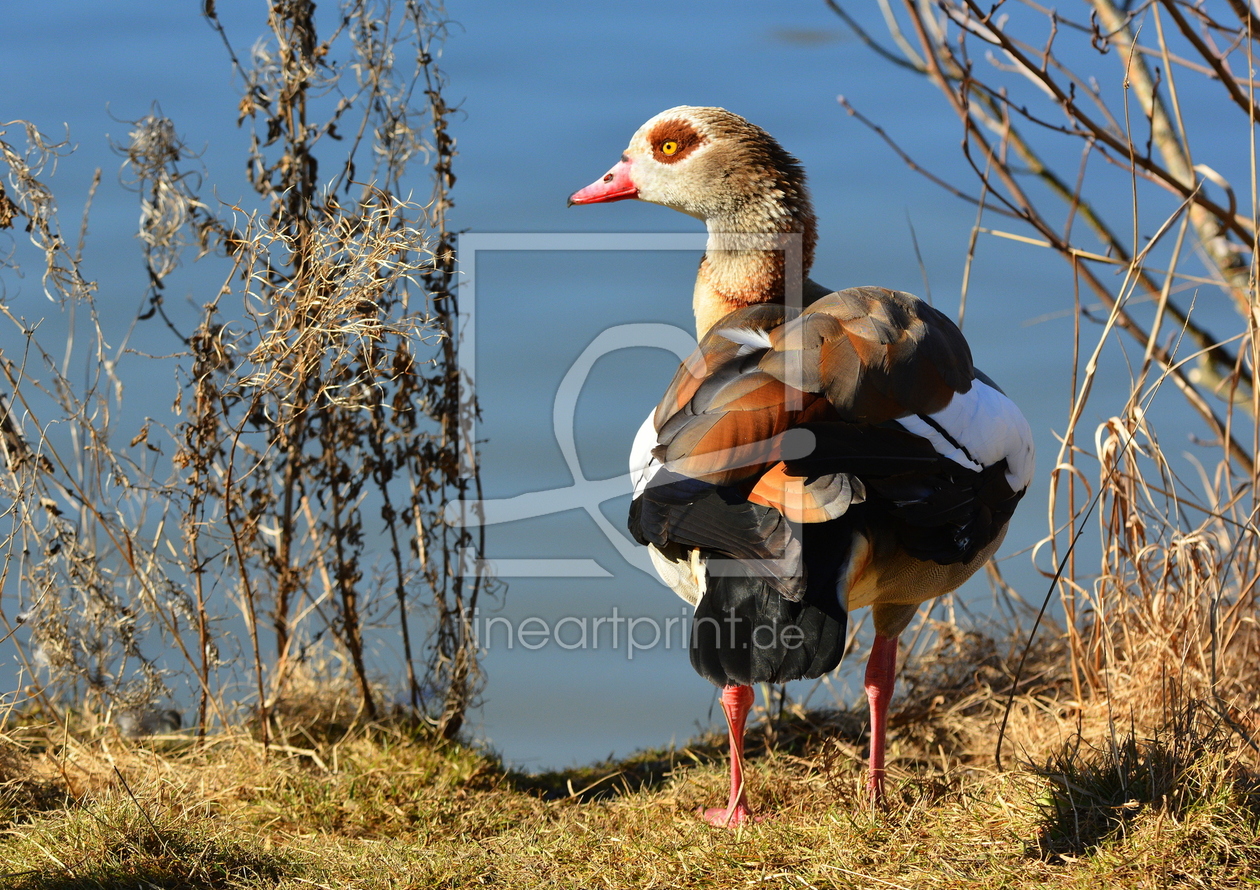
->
<box><xmin>3</xmin><ymin>637</ymin><xmax>1260</xmax><ymax>889</ymax></box>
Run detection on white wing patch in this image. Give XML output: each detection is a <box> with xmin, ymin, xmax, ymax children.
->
<box><xmin>717</xmin><ymin>326</ymin><xmax>773</xmax><ymax>356</ymax></box>
<box><xmin>895</xmin><ymin>380</ymin><xmax>1035</xmax><ymax>492</ymax></box>
<box><xmin>630</xmin><ymin>415</ymin><xmax>704</xmax><ymax>604</ymax></box>
<box><xmin>647</xmin><ymin>543</ymin><xmax>705</xmax><ymax>606</ymax></box>
<box><xmin>630</xmin><ymin>410</ymin><xmax>661</xmax><ymax>499</ymax></box>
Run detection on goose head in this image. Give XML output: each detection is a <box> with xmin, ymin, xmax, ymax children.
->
<box><xmin>570</xmin><ymin>107</ymin><xmax>820</xmax><ymax>336</ymax></box>
<box><xmin>568</xmin><ymin>106</ymin><xmax>815</xmax><ymax>237</ymax></box>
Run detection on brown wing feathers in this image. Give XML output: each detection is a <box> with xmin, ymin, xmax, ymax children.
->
<box><xmin>655</xmin><ymin>371</ymin><xmax>821</xmax><ymax>486</ymax></box>
<box><xmin>655</xmin><ymin>303</ymin><xmax>819</xmax><ymax>486</ymax></box>
<box><xmin>656</xmin><ymin>302</ymin><xmax>790</xmax><ymax>420</ymax></box>
<box><xmin>654</xmin><ymin>287</ymin><xmax>975</xmax><ymax>491</ymax></box>
<box><xmin>808</xmin><ymin>288</ymin><xmax>973</xmax><ymax>422</ymax></box>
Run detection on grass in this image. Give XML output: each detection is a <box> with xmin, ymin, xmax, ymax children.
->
<box><xmin>4</xmin><ymin>636</ymin><xmax>1260</xmax><ymax>889</ymax></box>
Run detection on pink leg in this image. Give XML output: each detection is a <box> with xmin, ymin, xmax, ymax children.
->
<box><xmin>701</xmin><ymin>684</ymin><xmax>759</xmax><ymax>827</ymax></box>
<box><xmin>864</xmin><ymin>634</ymin><xmax>899</xmax><ymax>805</ymax></box>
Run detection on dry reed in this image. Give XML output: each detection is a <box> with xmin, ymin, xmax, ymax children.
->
<box><xmin>829</xmin><ymin>0</ymin><xmax>1260</xmax><ymax>739</ymax></box>
<box><xmin>0</xmin><ymin>0</ymin><xmax>493</xmax><ymax>746</ymax></box>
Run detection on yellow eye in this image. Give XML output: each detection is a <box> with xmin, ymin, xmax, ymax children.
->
<box><xmin>661</xmin><ymin>140</ymin><xmax>678</xmax><ymax>156</ymax></box>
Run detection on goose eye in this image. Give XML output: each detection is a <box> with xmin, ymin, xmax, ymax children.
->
<box><xmin>661</xmin><ymin>140</ymin><xmax>679</xmax><ymax>156</ymax></box>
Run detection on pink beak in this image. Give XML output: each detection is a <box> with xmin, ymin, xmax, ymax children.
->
<box><xmin>568</xmin><ymin>157</ymin><xmax>638</xmax><ymax>205</ymax></box>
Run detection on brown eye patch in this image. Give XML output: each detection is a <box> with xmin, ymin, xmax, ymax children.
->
<box><xmin>648</xmin><ymin>119</ymin><xmax>705</xmax><ymax>164</ymax></box>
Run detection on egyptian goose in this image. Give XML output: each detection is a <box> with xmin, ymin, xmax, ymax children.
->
<box><xmin>569</xmin><ymin>107</ymin><xmax>1033</xmax><ymax>826</ymax></box>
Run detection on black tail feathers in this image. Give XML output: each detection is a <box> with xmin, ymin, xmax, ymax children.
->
<box><xmin>690</xmin><ymin>561</ymin><xmax>847</xmax><ymax>688</ymax></box>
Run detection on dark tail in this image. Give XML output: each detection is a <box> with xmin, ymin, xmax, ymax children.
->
<box><xmin>690</xmin><ymin>558</ymin><xmax>847</xmax><ymax>687</ymax></box>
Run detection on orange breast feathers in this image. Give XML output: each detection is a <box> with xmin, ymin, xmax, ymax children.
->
<box><xmin>651</xmin><ymin>287</ymin><xmax>976</xmax><ymax>495</ymax></box>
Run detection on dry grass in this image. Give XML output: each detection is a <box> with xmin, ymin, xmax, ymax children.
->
<box><xmin>3</xmin><ymin>635</ymin><xmax>1259</xmax><ymax>890</ymax></box>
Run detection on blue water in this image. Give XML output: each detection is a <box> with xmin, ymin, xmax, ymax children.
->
<box><xmin>0</xmin><ymin>1</ymin><xmax>1234</xmax><ymax>770</ymax></box>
